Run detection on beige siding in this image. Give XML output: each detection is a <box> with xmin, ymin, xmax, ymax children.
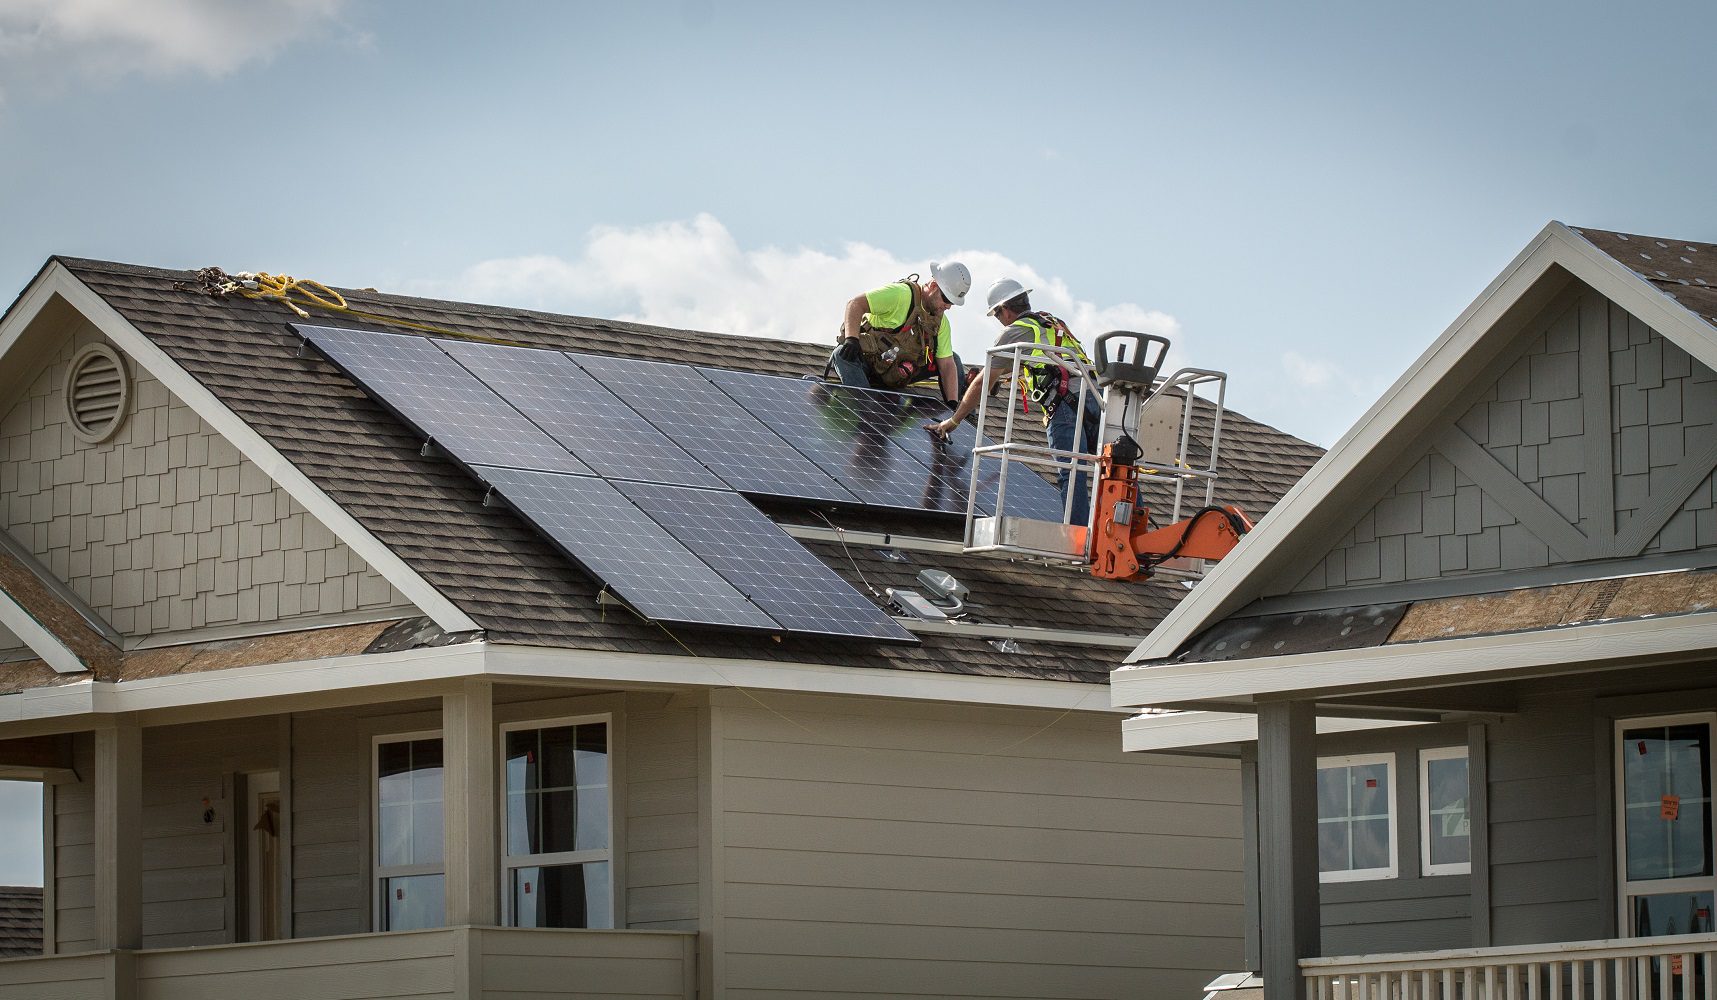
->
<box><xmin>625</xmin><ymin>697</ymin><xmax>699</xmax><ymax>931</ymax></box>
<box><xmin>290</xmin><ymin>709</ymin><xmax>371</xmax><ymax>939</ymax></box>
<box><xmin>0</xmin><ymin>951</ymin><xmax>110</xmax><ymax>1000</ymax></box>
<box><xmin>52</xmin><ymin>720</ymin><xmax>280</xmax><ymax>952</ymax></box>
<box><xmin>0</xmin><ymin>318</ymin><xmax>408</xmax><ymax>641</ymax></box>
<box><xmin>53</xmin><ymin>735</ymin><xmax>95</xmax><ymax>954</ymax></box>
<box><xmin>133</xmin><ymin>929</ymin><xmax>458</xmax><ymax>1000</ymax></box>
<box><xmin>712</xmin><ymin>692</ymin><xmax>1245</xmax><ymax>1000</ymax></box>
<box><xmin>0</xmin><ymin>927</ymin><xmax>694</xmax><ymax>1000</ymax></box>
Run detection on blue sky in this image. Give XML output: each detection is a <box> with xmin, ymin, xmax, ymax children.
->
<box><xmin>0</xmin><ymin>0</ymin><xmax>1713</xmax><ymax>882</ymax></box>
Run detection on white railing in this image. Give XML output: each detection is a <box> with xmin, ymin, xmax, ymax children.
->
<box><xmin>1302</xmin><ymin>932</ymin><xmax>1717</xmax><ymax>999</ymax></box>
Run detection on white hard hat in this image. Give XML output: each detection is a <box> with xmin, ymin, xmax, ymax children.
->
<box><xmin>985</xmin><ymin>278</ymin><xmax>1032</xmax><ymax>315</ymax></box>
<box><xmin>929</xmin><ymin>261</ymin><xmax>971</xmax><ymax>306</ymax></box>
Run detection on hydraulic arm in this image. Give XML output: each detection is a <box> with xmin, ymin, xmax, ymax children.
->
<box><xmin>1086</xmin><ymin>437</ymin><xmax>1252</xmax><ymax>581</ymax></box>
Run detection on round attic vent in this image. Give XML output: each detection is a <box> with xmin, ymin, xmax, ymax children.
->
<box><xmin>63</xmin><ymin>344</ymin><xmax>130</xmax><ymax>444</ymax></box>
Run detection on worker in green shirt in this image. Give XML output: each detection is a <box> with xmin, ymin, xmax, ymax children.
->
<box><xmin>831</xmin><ymin>260</ymin><xmax>971</xmax><ymax>407</ymax></box>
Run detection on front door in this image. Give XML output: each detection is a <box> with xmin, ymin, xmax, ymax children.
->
<box><xmin>1616</xmin><ymin>714</ymin><xmax>1717</xmax><ymax>938</ymax></box>
<box><xmin>243</xmin><ymin>771</ymin><xmax>282</xmax><ymax>941</ymax></box>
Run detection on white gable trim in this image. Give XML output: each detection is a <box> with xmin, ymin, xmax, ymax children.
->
<box><xmin>1127</xmin><ymin>222</ymin><xmax>1717</xmax><ymax>668</ymax></box>
<box><xmin>0</xmin><ymin>587</ymin><xmax>88</xmax><ymax>675</ymax></box>
<box><xmin>0</xmin><ymin>640</ymin><xmax>1118</xmax><ymax>732</ymax></box>
<box><xmin>0</xmin><ymin>263</ymin><xmax>480</xmax><ymax>635</ymax></box>
<box><xmin>1121</xmin><ymin>710</ymin><xmax>1422</xmax><ymax>753</ymax></box>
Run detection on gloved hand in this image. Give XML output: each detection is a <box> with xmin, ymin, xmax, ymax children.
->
<box><xmin>943</xmin><ymin>398</ymin><xmax>960</xmax><ymax>411</ymax></box>
<box><xmin>837</xmin><ymin>338</ymin><xmax>862</xmax><ymax>362</ymax></box>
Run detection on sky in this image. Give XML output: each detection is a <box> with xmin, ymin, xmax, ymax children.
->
<box><xmin>0</xmin><ymin>0</ymin><xmax>1713</xmax><ymax>882</ymax></box>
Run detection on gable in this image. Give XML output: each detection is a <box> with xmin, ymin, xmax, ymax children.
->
<box><xmin>1128</xmin><ymin>222</ymin><xmax>1717</xmax><ymax>665</ymax></box>
<box><xmin>0</xmin><ymin>308</ymin><xmax>413</xmax><ymax>643</ymax></box>
<box><xmin>1282</xmin><ymin>284</ymin><xmax>1717</xmax><ymax>597</ymax></box>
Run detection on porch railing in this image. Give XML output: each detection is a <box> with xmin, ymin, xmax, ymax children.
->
<box><xmin>1301</xmin><ymin>932</ymin><xmax>1717</xmax><ymax>999</ymax></box>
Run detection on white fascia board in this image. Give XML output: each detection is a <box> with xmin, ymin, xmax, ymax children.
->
<box><xmin>481</xmin><ymin>644</ymin><xmax>1121</xmax><ymax>712</ymax></box>
<box><xmin>0</xmin><ymin>588</ymin><xmax>86</xmax><ymax>675</ymax></box>
<box><xmin>1121</xmin><ymin>710</ymin><xmax>1424</xmax><ymax>753</ymax></box>
<box><xmin>1113</xmin><ymin>612</ymin><xmax>1717</xmax><ymax>708</ymax></box>
<box><xmin>29</xmin><ymin>264</ymin><xmax>480</xmax><ymax>635</ymax></box>
<box><xmin>0</xmin><ymin>640</ymin><xmax>1117</xmax><ymax>729</ymax></box>
<box><xmin>1129</xmin><ymin>222</ymin><xmax>1717</xmax><ymax>665</ymax></box>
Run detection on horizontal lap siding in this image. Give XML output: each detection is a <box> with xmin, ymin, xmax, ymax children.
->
<box><xmin>1487</xmin><ymin>691</ymin><xmax>1603</xmax><ymax>945</ymax></box>
<box><xmin>625</xmin><ymin>702</ymin><xmax>698</xmax><ymax>931</ymax></box>
<box><xmin>135</xmin><ymin>930</ymin><xmax>457</xmax><ymax>1000</ymax></box>
<box><xmin>291</xmin><ymin>711</ymin><xmax>368</xmax><ymax>938</ymax></box>
<box><xmin>55</xmin><ymin>734</ymin><xmax>95</xmax><ymax>953</ymax></box>
<box><xmin>717</xmin><ymin>694</ymin><xmax>1243</xmax><ymax>1000</ymax></box>
<box><xmin>0</xmin><ymin>952</ymin><xmax>109</xmax><ymax>1000</ymax></box>
<box><xmin>138</xmin><ymin>720</ymin><xmax>278</xmax><ymax>949</ymax></box>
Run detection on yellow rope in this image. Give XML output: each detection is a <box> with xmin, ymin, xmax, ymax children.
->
<box><xmin>198</xmin><ymin>268</ymin><xmax>519</xmax><ymax>345</ymax></box>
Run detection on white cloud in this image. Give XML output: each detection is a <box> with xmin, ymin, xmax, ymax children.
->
<box><xmin>432</xmin><ymin>213</ymin><xmax>1183</xmax><ymax>371</ymax></box>
<box><xmin>0</xmin><ymin>0</ymin><xmax>349</xmax><ymax>81</ymax></box>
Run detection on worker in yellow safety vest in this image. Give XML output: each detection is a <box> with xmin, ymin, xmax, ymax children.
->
<box><xmin>927</xmin><ymin>278</ymin><xmax>1103</xmax><ymax>524</ymax></box>
<box><xmin>831</xmin><ymin>261</ymin><xmax>971</xmax><ymax>407</ymax></box>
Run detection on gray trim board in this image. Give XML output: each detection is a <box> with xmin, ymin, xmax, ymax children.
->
<box><xmin>1613</xmin><ymin>435</ymin><xmax>1717</xmax><ymax>555</ymax></box>
<box><xmin>1433</xmin><ymin>427</ymin><xmax>1596</xmax><ymax>561</ymax></box>
<box><xmin>1577</xmin><ymin>292</ymin><xmax>1616</xmax><ymax>550</ymax></box>
<box><xmin>1240</xmin><ymin>547</ymin><xmax>1717</xmax><ymax>615</ymax></box>
<box><xmin>1467</xmin><ymin>722</ymin><xmax>1491</xmax><ymax>946</ymax></box>
<box><xmin>1241</xmin><ymin>746</ymin><xmax>1261</xmax><ymax>971</ymax></box>
<box><xmin>1258</xmin><ymin>701</ymin><xmax>1318</xmax><ymax>999</ymax></box>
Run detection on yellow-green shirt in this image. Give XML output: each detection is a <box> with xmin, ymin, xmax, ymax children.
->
<box><xmin>864</xmin><ymin>283</ymin><xmax>953</xmax><ymax>359</ymax></box>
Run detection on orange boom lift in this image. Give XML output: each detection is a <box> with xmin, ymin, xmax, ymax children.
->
<box><xmin>963</xmin><ymin>331</ymin><xmax>1252</xmax><ymax>581</ymax></box>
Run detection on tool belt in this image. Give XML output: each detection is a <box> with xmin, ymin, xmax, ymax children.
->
<box><xmin>841</xmin><ymin>279</ymin><xmax>940</xmax><ymax>390</ymax></box>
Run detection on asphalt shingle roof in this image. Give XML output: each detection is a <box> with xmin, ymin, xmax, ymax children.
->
<box><xmin>49</xmin><ymin>257</ymin><xmax>1322</xmax><ymax>683</ymax></box>
<box><xmin>1572</xmin><ymin>226</ymin><xmax>1717</xmax><ymax>330</ymax></box>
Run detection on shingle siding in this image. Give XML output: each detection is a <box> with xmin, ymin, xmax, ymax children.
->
<box><xmin>1287</xmin><ymin>286</ymin><xmax>1717</xmax><ymax>597</ymax></box>
<box><xmin>0</xmin><ymin>317</ymin><xmax>408</xmax><ymax>640</ymax></box>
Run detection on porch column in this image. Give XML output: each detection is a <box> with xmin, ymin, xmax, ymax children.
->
<box><xmin>1257</xmin><ymin>700</ymin><xmax>1319</xmax><ymax>1000</ymax></box>
<box><xmin>443</xmin><ymin>679</ymin><xmax>497</xmax><ymax>926</ymax></box>
<box><xmin>93</xmin><ymin>715</ymin><xmax>142</xmax><ymax>950</ymax></box>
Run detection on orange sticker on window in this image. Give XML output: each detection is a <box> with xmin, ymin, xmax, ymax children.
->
<box><xmin>1663</xmin><ymin>795</ymin><xmax>1681</xmax><ymax>821</ymax></box>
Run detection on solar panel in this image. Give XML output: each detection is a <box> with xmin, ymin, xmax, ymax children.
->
<box><xmin>615</xmin><ymin>480</ymin><xmax>915</xmax><ymax>643</ymax></box>
<box><xmin>472</xmin><ymin>466</ymin><xmax>777</xmax><ymax>632</ymax></box>
<box><xmin>699</xmin><ymin>367</ymin><xmax>970</xmax><ymax>514</ymax></box>
<box><xmin>831</xmin><ymin>385</ymin><xmax>997</xmax><ymax>515</ymax></box>
<box><xmin>812</xmin><ymin>380</ymin><xmax>1069</xmax><ymax>522</ymax></box>
<box><xmin>569</xmin><ymin>353</ymin><xmax>856</xmax><ymax>504</ymax></box>
<box><xmin>434</xmin><ymin>339</ymin><xmax>724</xmax><ymax>489</ymax></box>
<box><xmin>296</xmin><ymin>325</ymin><xmax>591</xmax><ymax>476</ymax></box>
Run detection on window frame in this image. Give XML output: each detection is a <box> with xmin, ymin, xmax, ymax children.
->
<box><xmin>1419</xmin><ymin>746</ymin><xmax>1472</xmax><ymax>877</ymax></box>
<box><xmin>1316</xmin><ymin>751</ymin><xmax>1399</xmax><ymax>884</ymax></box>
<box><xmin>371</xmin><ymin>729</ymin><xmax>446</xmax><ymax>932</ymax></box>
<box><xmin>497</xmin><ymin>713</ymin><xmax>614</xmax><ymax>929</ymax></box>
<box><xmin>1613</xmin><ymin>711</ymin><xmax>1717</xmax><ymax>936</ymax></box>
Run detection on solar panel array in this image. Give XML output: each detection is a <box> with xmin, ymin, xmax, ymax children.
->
<box><xmin>295</xmin><ymin>322</ymin><xmax>1079</xmax><ymax>643</ymax></box>
<box><xmin>300</xmin><ymin>325</ymin><xmax>591</xmax><ymax>476</ymax></box>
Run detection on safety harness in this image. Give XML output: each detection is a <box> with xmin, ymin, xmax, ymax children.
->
<box><xmin>1013</xmin><ymin>311</ymin><xmax>1092</xmax><ymax>420</ymax></box>
<box><xmin>845</xmin><ymin>277</ymin><xmax>942</xmax><ymax>390</ymax></box>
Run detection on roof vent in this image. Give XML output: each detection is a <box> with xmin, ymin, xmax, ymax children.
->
<box><xmin>63</xmin><ymin>344</ymin><xmax>130</xmax><ymax>444</ymax></box>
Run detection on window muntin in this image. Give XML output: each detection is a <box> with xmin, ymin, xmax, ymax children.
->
<box><xmin>374</xmin><ymin>734</ymin><xmax>445</xmax><ymax>931</ymax></box>
<box><xmin>1420</xmin><ymin>747</ymin><xmax>1472</xmax><ymax>876</ymax></box>
<box><xmin>1317</xmin><ymin>753</ymin><xmax>1397</xmax><ymax>882</ymax></box>
<box><xmin>501</xmin><ymin>717</ymin><xmax>612</xmax><ymax>929</ymax></box>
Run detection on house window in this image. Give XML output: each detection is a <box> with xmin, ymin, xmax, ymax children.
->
<box><xmin>1420</xmin><ymin>747</ymin><xmax>1471</xmax><ymax>876</ymax></box>
<box><xmin>1617</xmin><ymin>714</ymin><xmax>1717</xmax><ymax>938</ymax></box>
<box><xmin>502</xmin><ymin>717</ymin><xmax>612</xmax><ymax>929</ymax></box>
<box><xmin>1317</xmin><ymin>753</ymin><xmax>1397</xmax><ymax>882</ymax></box>
<box><xmin>374</xmin><ymin>734</ymin><xmax>444</xmax><ymax>931</ymax></box>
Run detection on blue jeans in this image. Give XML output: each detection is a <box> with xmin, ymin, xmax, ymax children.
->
<box><xmin>1048</xmin><ymin>387</ymin><xmax>1103</xmax><ymax>525</ymax></box>
<box><xmin>828</xmin><ymin>342</ymin><xmax>875</xmax><ymax>389</ymax></box>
